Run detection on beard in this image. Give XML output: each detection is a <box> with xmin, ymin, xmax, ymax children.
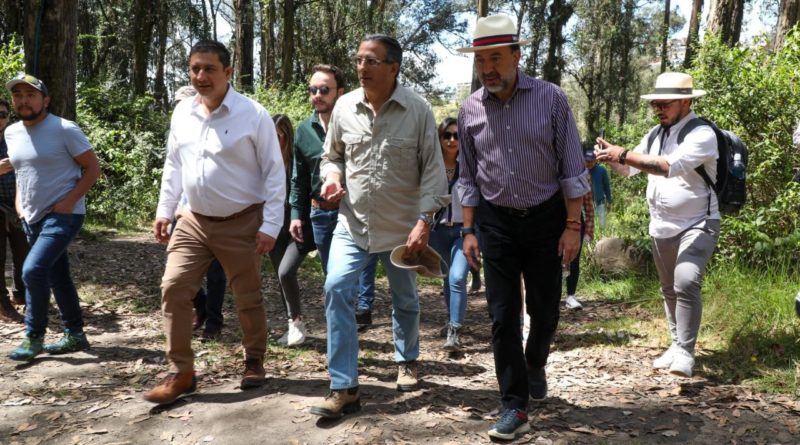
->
<box><xmin>17</xmin><ymin>107</ymin><xmax>45</xmax><ymax>122</ymax></box>
<box><xmin>479</xmin><ymin>71</ymin><xmax>513</xmax><ymax>94</ymax></box>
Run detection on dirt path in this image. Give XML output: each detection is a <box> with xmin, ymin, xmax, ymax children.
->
<box><xmin>1</xmin><ymin>233</ymin><xmax>798</xmax><ymax>444</ymax></box>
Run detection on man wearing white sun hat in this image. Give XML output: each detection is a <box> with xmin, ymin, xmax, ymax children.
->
<box><xmin>595</xmin><ymin>72</ymin><xmax>720</xmax><ymax>379</ymax></box>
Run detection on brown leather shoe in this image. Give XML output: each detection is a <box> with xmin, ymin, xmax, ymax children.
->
<box><xmin>143</xmin><ymin>371</ymin><xmax>196</xmax><ymax>404</ymax></box>
<box><xmin>0</xmin><ymin>294</ymin><xmax>23</xmax><ymax>323</ymax></box>
<box><xmin>240</xmin><ymin>358</ymin><xmax>267</xmax><ymax>389</ymax></box>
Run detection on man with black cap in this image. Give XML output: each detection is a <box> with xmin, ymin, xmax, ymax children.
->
<box><xmin>456</xmin><ymin>14</ymin><xmax>589</xmax><ymax>439</ymax></box>
<box><xmin>4</xmin><ymin>73</ymin><xmax>101</xmax><ymax>361</ymax></box>
<box><xmin>595</xmin><ymin>72</ymin><xmax>720</xmax><ymax>379</ymax></box>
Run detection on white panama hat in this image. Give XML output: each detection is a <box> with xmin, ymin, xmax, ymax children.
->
<box><xmin>457</xmin><ymin>14</ymin><xmax>530</xmax><ymax>53</ymax></box>
<box><xmin>640</xmin><ymin>72</ymin><xmax>706</xmax><ymax>100</ymax></box>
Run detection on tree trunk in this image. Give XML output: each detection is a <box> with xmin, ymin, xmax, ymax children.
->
<box><xmin>281</xmin><ymin>0</ymin><xmax>295</xmax><ymax>87</ymax></box>
<box><xmin>683</xmin><ymin>0</ymin><xmax>703</xmax><ymax>68</ymax></box>
<box><xmin>660</xmin><ymin>0</ymin><xmax>671</xmax><ymax>73</ymax></box>
<box><xmin>23</xmin><ymin>0</ymin><xmax>79</xmax><ymax>120</ymax></box>
<box><xmin>542</xmin><ymin>0</ymin><xmax>573</xmax><ymax>85</ymax></box>
<box><xmin>775</xmin><ymin>0</ymin><xmax>800</xmax><ymax>49</ymax></box>
<box><xmin>708</xmin><ymin>0</ymin><xmax>744</xmax><ymax>46</ymax></box>
<box><xmin>470</xmin><ymin>0</ymin><xmax>489</xmax><ymax>93</ymax></box>
<box><xmin>153</xmin><ymin>0</ymin><xmax>170</xmax><ymax>108</ymax></box>
<box><xmin>208</xmin><ymin>0</ymin><xmax>218</xmax><ymax>41</ymax></box>
<box><xmin>132</xmin><ymin>0</ymin><xmax>155</xmax><ymax>96</ymax></box>
<box><xmin>2</xmin><ymin>0</ymin><xmax>27</xmax><ymax>41</ymax></box>
<box><xmin>525</xmin><ymin>0</ymin><xmax>549</xmax><ymax>78</ymax></box>
<box><xmin>234</xmin><ymin>0</ymin><xmax>254</xmax><ymax>92</ymax></box>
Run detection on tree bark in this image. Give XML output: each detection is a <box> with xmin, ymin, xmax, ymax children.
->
<box><xmin>153</xmin><ymin>0</ymin><xmax>170</xmax><ymax>108</ymax></box>
<box><xmin>708</xmin><ymin>0</ymin><xmax>744</xmax><ymax>46</ymax></box>
<box><xmin>23</xmin><ymin>0</ymin><xmax>79</xmax><ymax>120</ymax></box>
<box><xmin>132</xmin><ymin>0</ymin><xmax>156</xmax><ymax>96</ymax></box>
<box><xmin>471</xmin><ymin>0</ymin><xmax>489</xmax><ymax>93</ymax></box>
<box><xmin>542</xmin><ymin>0</ymin><xmax>573</xmax><ymax>85</ymax></box>
<box><xmin>660</xmin><ymin>0</ymin><xmax>671</xmax><ymax>73</ymax></box>
<box><xmin>281</xmin><ymin>0</ymin><xmax>295</xmax><ymax>87</ymax></box>
<box><xmin>775</xmin><ymin>0</ymin><xmax>800</xmax><ymax>48</ymax></box>
<box><xmin>234</xmin><ymin>0</ymin><xmax>254</xmax><ymax>92</ymax></box>
<box><xmin>683</xmin><ymin>0</ymin><xmax>703</xmax><ymax>68</ymax></box>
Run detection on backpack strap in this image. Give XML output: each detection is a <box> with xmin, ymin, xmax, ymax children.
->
<box><xmin>646</xmin><ymin>126</ymin><xmax>660</xmax><ymax>155</ymax></box>
<box><xmin>678</xmin><ymin>117</ymin><xmax>715</xmax><ymax>215</ymax></box>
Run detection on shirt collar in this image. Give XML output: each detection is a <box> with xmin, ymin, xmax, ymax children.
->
<box><xmin>191</xmin><ymin>83</ymin><xmax>235</xmax><ymax>116</ymax></box>
<box><xmin>353</xmin><ymin>83</ymin><xmax>408</xmax><ymax>112</ymax></box>
<box><xmin>665</xmin><ymin>110</ymin><xmax>698</xmax><ymax>134</ymax></box>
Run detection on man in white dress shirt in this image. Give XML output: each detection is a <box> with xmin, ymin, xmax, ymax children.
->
<box><xmin>595</xmin><ymin>72</ymin><xmax>720</xmax><ymax>379</ymax></box>
<box><xmin>144</xmin><ymin>40</ymin><xmax>285</xmax><ymax>404</ymax></box>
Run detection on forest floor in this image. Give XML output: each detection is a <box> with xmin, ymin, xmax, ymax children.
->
<box><xmin>0</xmin><ymin>231</ymin><xmax>799</xmax><ymax>445</ymax></box>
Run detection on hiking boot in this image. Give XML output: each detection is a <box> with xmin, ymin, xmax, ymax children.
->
<box><xmin>355</xmin><ymin>308</ymin><xmax>372</xmax><ymax>326</ymax></box>
<box><xmin>11</xmin><ymin>291</ymin><xmax>26</xmax><ymax>306</ymax></box>
<box><xmin>488</xmin><ymin>408</ymin><xmax>531</xmax><ymax>440</ymax></box>
<box><xmin>0</xmin><ymin>293</ymin><xmax>23</xmax><ymax>323</ymax></box>
<box><xmin>396</xmin><ymin>361</ymin><xmax>419</xmax><ymax>392</ymax></box>
<box><xmin>8</xmin><ymin>335</ymin><xmax>44</xmax><ymax>361</ymax></box>
<box><xmin>200</xmin><ymin>326</ymin><xmax>222</xmax><ymax>343</ymax></box>
<box><xmin>527</xmin><ymin>366</ymin><xmax>547</xmax><ymax>400</ymax></box>
<box><xmin>278</xmin><ymin>318</ymin><xmax>306</xmax><ymax>346</ymax></box>
<box><xmin>470</xmin><ymin>271</ymin><xmax>481</xmax><ymax>291</ymax></box>
<box><xmin>669</xmin><ymin>347</ymin><xmax>695</xmax><ymax>377</ymax></box>
<box><xmin>565</xmin><ymin>295</ymin><xmax>583</xmax><ymax>310</ymax></box>
<box><xmin>439</xmin><ymin>323</ymin><xmax>449</xmax><ymax>338</ymax></box>
<box><xmin>192</xmin><ymin>308</ymin><xmax>207</xmax><ymax>331</ymax></box>
<box><xmin>310</xmin><ymin>387</ymin><xmax>361</xmax><ymax>419</ymax></box>
<box><xmin>652</xmin><ymin>344</ymin><xmax>679</xmax><ymax>369</ymax></box>
<box><xmin>240</xmin><ymin>358</ymin><xmax>267</xmax><ymax>389</ymax></box>
<box><xmin>443</xmin><ymin>324</ymin><xmax>461</xmax><ymax>351</ymax></box>
<box><xmin>44</xmin><ymin>332</ymin><xmax>90</xmax><ymax>354</ymax></box>
<box><xmin>143</xmin><ymin>371</ymin><xmax>197</xmax><ymax>404</ymax></box>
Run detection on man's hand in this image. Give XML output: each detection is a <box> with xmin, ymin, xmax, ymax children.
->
<box><xmin>559</xmin><ymin>229</ymin><xmax>581</xmax><ymax>266</ymax></box>
<box><xmin>256</xmin><ymin>231</ymin><xmax>277</xmax><ymax>255</ymax></box>
<box><xmin>594</xmin><ymin>137</ymin><xmax>626</xmax><ymax>164</ymax></box>
<box><xmin>404</xmin><ymin>220</ymin><xmax>430</xmax><ymax>255</ymax></box>
<box><xmin>153</xmin><ymin>217</ymin><xmax>172</xmax><ymax>244</ymax></box>
<box><xmin>462</xmin><ymin>234</ymin><xmax>481</xmax><ymax>271</ymax></box>
<box><xmin>289</xmin><ymin>219</ymin><xmax>304</xmax><ymax>243</ymax></box>
<box><xmin>320</xmin><ymin>174</ymin><xmax>346</xmax><ymax>203</ymax></box>
<box><xmin>0</xmin><ymin>158</ymin><xmax>13</xmax><ymax>175</ymax></box>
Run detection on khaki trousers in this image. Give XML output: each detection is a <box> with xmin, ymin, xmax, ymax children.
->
<box><xmin>161</xmin><ymin>207</ymin><xmax>266</xmax><ymax>373</ymax></box>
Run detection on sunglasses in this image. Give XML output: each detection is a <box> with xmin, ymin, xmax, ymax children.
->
<box><xmin>441</xmin><ymin>131</ymin><xmax>458</xmax><ymax>140</ymax></box>
<box><xmin>650</xmin><ymin>99</ymin><xmax>678</xmax><ymax>110</ymax></box>
<box><xmin>0</xmin><ymin>112</ymin><xmax>8</xmax><ymax>119</ymax></box>
<box><xmin>308</xmin><ymin>86</ymin><xmax>331</xmax><ymax>95</ymax></box>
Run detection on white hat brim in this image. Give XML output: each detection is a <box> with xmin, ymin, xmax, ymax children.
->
<box><xmin>457</xmin><ymin>39</ymin><xmax>531</xmax><ymax>53</ymax></box>
<box><xmin>641</xmin><ymin>90</ymin><xmax>706</xmax><ymax>100</ymax></box>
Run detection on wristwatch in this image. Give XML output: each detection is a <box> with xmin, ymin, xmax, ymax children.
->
<box><xmin>418</xmin><ymin>212</ymin><xmax>434</xmax><ymax>226</ymax></box>
<box><xmin>460</xmin><ymin>227</ymin><xmax>476</xmax><ymax>237</ymax></box>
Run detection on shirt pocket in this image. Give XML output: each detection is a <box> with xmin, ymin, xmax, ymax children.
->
<box><xmin>383</xmin><ymin>137</ymin><xmax>417</xmax><ymax>171</ymax></box>
<box><xmin>342</xmin><ymin>132</ymin><xmax>370</xmax><ymax>166</ymax></box>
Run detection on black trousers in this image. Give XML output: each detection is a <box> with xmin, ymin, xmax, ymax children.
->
<box><xmin>477</xmin><ymin>193</ymin><xmax>565</xmax><ymax>410</ymax></box>
<box><xmin>0</xmin><ymin>211</ymin><xmax>30</xmax><ymax>298</ymax></box>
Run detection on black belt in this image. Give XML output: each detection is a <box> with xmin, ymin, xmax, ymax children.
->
<box><xmin>488</xmin><ymin>191</ymin><xmax>562</xmax><ymax>218</ymax></box>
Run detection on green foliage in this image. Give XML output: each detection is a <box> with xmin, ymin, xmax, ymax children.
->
<box><xmin>250</xmin><ymin>83</ymin><xmax>312</xmax><ymax>126</ymax></box>
<box><xmin>0</xmin><ymin>37</ymin><xmax>24</xmax><ymax>103</ymax></box>
<box><xmin>78</xmin><ymin>83</ymin><xmax>169</xmax><ymax>225</ymax></box>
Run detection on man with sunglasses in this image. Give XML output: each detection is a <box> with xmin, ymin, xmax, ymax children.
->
<box><xmin>595</xmin><ymin>72</ymin><xmax>720</xmax><ymax>379</ymax></box>
<box><xmin>4</xmin><ymin>74</ymin><xmax>100</xmax><ymax>360</ymax></box>
<box><xmin>310</xmin><ymin>34</ymin><xmax>448</xmax><ymax>419</ymax></box>
<box><xmin>0</xmin><ymin>98</ymin><xmax>30</xmax><ymax>323</ymax></box>
<box><xmin>289</xmin><ymin>64</ymin><xmax>379</xmax><ymax>335</ymax></box>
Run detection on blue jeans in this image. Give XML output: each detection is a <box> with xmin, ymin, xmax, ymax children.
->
<box><xmin>311</xmin><ymin>207</ymin><xmax>378</xmax><ymax>311</ymax></box>
<box><xmin>21</xmin><ymin>213</ymin><xmax>85</xmax><ymax>338</ymax></box>
<box><xmin>325</xmin><ymin>222</ymin><xmax>419</xmax><ymax>390</ymax></box>
<box><xmin>429</xmin><ymin>224</ymin><xmax>473</xmax><ymax>328</ymax></box>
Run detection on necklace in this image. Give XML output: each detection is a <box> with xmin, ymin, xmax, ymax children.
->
<box><xmin>445</xmin><ymin>167</ymin><xmax>456</xmax><ymax>181</ymax></box>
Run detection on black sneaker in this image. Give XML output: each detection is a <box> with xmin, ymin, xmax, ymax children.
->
<box><xmin>527</xmin><ymin>366</ymin><xmax>547</xmax><ymax>400</ymax></box>
<box><xmin>355</xmin><ymin>309</ymin><xmax>372</xmax><ymax>326</ymax></box>
<box><xmin>488</xmin><ymin>408</ymin><xmax>530</xmax><ymax>440</ymax></box>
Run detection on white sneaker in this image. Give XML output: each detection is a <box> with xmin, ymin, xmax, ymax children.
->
<box><xmin>285</xmin><ymin>318</ymin><xmax>307</xmax><ymax>346</ymax></box>
<box><xmin>277</xmin><ymin>330</ymin><xmax>290</xmax><ymax>345</ymax></box>
<box><xmin>565</xmin><ymin>295</ymin><xmax>583</xmax><ymax>310</ymax></box>
<box><xmin>652</xmin><ymin>344</ymin><xmax>678</xmax><ymax>369</ymax></box>
<box><xmin>669</xmin><ymin>347</ymin><xmax>694</xmax><ymax>377</ymax></box>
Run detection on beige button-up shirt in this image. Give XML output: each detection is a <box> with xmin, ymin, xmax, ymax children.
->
<box><xmin>320</xmin><ymin>84</ymin><xmax>449</xmax><ymax>252</ymax></box>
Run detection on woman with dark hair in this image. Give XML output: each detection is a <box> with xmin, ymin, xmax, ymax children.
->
<box><xmin>429</xmin><ymin>117</ymin><xmax>479</xmax><ymax>351</ymax></box>
<box><xmin>270</xmin><ymin>114</ymin><xmax>315</xmax><ymax>346</ymax></box>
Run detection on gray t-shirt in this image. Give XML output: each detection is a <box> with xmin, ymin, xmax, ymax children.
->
<box><xmin>5</xmin><ymin>113</ymin><xmax>92</xmax><ymax>224</ymax></box>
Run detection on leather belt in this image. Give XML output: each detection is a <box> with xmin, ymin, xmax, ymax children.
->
<box><xmin>311</xmin><ymin>198</ymin><xmax>339</xmax><ymax>211</ymax></box>
<box><xmin>489</xmin><ymin>191</ymin><xmax>562</xmax><ymax>218</ymax></box>
<box><xmin>195</xmin><ymin>202</ymin><xmax>263</xmax><ymax>222</ymax></box>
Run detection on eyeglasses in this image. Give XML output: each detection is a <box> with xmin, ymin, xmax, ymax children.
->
<box><xmin>308</xmin><ymin>86</ymin><xmax>331</xmax><ymax>95</ymax></box>
<box><xmin>441</xmin><ymin>131</ymin><xmax>458</xmax><ymax>140</ymax></box>
<box><xmin>650</xmin><ymin>100</ymin><xmax>678</xmax><ymax>110</ymax></box>
<box><xmin>0</xmin><ymin>112</ymin><xmax>8</xmax><ymax>119</ymax></box>
<box><xmin>353</xmin><ymin>56</ymin><xmax>391</xmax><ymax>67</ymax></box>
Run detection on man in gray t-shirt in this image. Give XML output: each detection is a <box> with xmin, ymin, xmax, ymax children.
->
<box><xmin>4</xmin><ymin>73</ymin><xmax>101</xmax><ymax>362</ymax></box>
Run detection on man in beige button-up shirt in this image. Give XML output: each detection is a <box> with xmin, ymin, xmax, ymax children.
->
<box><xmin>310</xmin><ymin>34</ymin><xmax>449</xmax><ymax>419</ymax></box>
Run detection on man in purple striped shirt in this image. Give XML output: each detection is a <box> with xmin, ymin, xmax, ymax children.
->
<box><xmin>456</xmin><ymin>14</ymin><xmax>590</xmax><ymax>440</ymax></box>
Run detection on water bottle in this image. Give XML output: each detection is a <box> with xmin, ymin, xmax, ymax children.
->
<box><xmin>795</xmin><ymin>290</ymin><xmax>800</xmax><ymax>318</ymax></box>
<box><xmin>731</xmin><ymin>153</ymin><xmax>745</xmax><ymax>180</ymax></box>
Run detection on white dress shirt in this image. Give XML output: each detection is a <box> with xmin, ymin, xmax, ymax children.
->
<box><xmin>628</xmin><ymin>111</ymin><xmax>720</xmax><ymax>239</ymax></box>
<box><xmin>156</xmin><ymin>86</ymin><xmax>285</xmax><ymax>238</ymax></box>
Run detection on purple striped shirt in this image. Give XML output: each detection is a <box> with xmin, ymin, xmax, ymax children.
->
<box><xmin>457</xmin><ymin>71</ymin><xmax>590</xmax><ymax>208</ymax></box>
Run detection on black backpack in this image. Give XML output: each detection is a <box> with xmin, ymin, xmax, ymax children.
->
<box><xmin>646</xmin><ymin>117</ymin><xmax>747</xmax><ymax>215</ymax></box>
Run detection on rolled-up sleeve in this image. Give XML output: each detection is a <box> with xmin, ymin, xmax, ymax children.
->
<box><xmin>320</xmin><ymin>105</ymin><xmax>346</xmax><ymax>181</ymax></box>
<box><xmin>665</xmin><ymin>125</ymin><xmax>717</xmax><ymax>178</ymax></box>
<box><xmin>553</xmin><ymin>90</ymin><xmax>590</xmax><ymax>199</ymax></box>
<box><xmin>418</xmin><ymin>106</ymin><xmax>450</xmax><ymax>213</ymax></box>
<box><xmin>457</xmin><ymin>106</ymin><xmax>480</xmax><ymax>207</ymax></box>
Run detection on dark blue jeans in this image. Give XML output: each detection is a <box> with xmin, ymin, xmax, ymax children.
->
<box><xmin>21</xmin><ymin>213</ymin><xmax>85</xmax><ymax>338</ymax></box>
<box><xmin>310</xmin><ymin>207</ymin><xmax>378</xmax><ymax>311</ymax></box>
